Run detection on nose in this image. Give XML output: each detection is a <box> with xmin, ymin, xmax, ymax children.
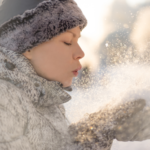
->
<box><xmin>73</xmin><ymin>44</ymin><xmax>85</xmax><ymax>60</ymax></box>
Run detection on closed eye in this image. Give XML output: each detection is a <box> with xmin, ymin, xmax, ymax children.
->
<box><xmin>64</xmin><ymin>42</ymin><xmax>72</xmax><ymax>46</ymax></box>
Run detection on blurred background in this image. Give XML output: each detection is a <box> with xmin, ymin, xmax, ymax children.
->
<box><xmin>64</xmin><ymin>0</ymin><xmax>150</xmax><ymax>149</ymax></box>
<box><xmin>76</xmin><ymin>0</ymin><xmax>150</xmax><ymax>71</ymax></box>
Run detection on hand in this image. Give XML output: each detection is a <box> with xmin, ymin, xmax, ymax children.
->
<box><xmin>114</xmin><ymin>100</ymin><xmax>150</xmax><ymax>141</ymax></box>
<box><xmin>68</xmin><ymin>99</ymin><xmax>146</xmax><ymax>149</ymax></box>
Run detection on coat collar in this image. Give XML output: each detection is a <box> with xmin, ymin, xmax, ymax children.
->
<box><xmin>0</xmin><ymin>45</ymin><xmax>72</xmax><ymax>106</ymax></box>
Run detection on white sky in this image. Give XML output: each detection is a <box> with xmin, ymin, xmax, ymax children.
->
<box><xmin>127</xmin><ymin>0</ymin><xmax>148</xmax><ymax>6</ymax></box>
<box><xmin>74</xmin><ymin>0</ymin><xmax>114</xmax><ymax>70</ymax></box>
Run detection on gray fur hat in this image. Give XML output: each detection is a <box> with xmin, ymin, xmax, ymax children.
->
<box><xmin>0</xmin><ymin>0</ymin><xmax>87</xmax><ymax>54</ymax></box>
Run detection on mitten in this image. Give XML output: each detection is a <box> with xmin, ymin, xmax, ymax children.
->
<box><xmin>115</xmin><ymin>100</ymin><xmax>150</xmax><ymax>141</ymax></box>
<box><xmin>68</xmin><ymin>99</ymin><xmax>146</xmax><ymax>150</ymax></box>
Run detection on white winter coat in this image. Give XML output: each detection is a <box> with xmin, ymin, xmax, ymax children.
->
<box><xmin>0</xmin><ymin>45</ymin><xmax>76</xmax><ymax>149</ymax></box>
<box><xmin>0</xmin><ymin>44</ymin><xmax>116</xmax><ymax>150</ymax></box>
<box><xmin>1</xmin><ymin>44</ymin><xmax>150</xmax><ymax>150</ymax></box>
<box><xmin>4</xmin><ymin>44</ymin><xmax>150</xmax><ymax>150</ymax></box>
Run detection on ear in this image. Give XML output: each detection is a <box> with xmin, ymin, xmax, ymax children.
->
<box><xmin>22</xmin><ymin>50</ymin><xmax>32</xmax><ymax>60</ymax></box>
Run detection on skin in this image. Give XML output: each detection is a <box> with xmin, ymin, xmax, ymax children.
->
<box><xmin>22</xmin><ymin>26</ymin><xmax>85</xmax><ymax>88</ymax></box>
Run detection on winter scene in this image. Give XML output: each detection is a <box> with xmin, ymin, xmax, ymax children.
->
<box><xmin>0</xmin><ymin>0</ymin><xmax>150</xmax><ymax>150</ymax></box>
<box><xmin>64</xmin><ymin>0</ymin><xmax>150</xmax><ymax>149</ymax></box>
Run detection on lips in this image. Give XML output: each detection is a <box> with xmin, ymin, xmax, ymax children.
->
<box><xmin>72</xmin><ymin>66</ymin><xmax>82</xmax><ymax>77</ymax></box>
<box><xmin>73</xmin><ymin>66</ymin><xmax>82</xmax><ymax>72</ymax></box>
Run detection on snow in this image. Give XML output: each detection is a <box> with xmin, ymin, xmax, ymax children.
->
<box><xmin>64</xmin><ymin>64</ymin><xmax>150</xmax><ymax>149</ymax></box>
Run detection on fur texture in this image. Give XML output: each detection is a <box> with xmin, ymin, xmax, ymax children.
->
<box><xmin>0</xmin><ymin>0</ymin><xmax>87</xmax><ymax>54</ymax></box>
<box><xmin>0</xmin><ymin>45</ymin><xmax>73</xmax><ymax>150</ymax></box>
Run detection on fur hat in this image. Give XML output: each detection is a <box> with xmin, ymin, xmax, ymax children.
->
<box><xmin>0</xmin><ymin>0</ymin><xmax>87</xmax><ymax>54</ymax></box>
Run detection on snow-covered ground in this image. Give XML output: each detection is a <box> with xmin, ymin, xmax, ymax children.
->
<box><xmin>64</xmin><ymin>64</ymin><xmax>150</xmax><ymax>150</ymax></box>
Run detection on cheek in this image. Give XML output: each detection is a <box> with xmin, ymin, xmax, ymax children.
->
<box><xmin>32</xmin><ymin>44</ymin><xmax>73</xmax><ymax>80</ymax></box>
<box><xmin>50</xmin><ymin>45</ymin><xmax>73</xmax><ymax>69</ymax></box>
<box><xmin>42</xmin><ymin>50</ymin><xmax>71</xmax><ymax>71</ymax></box>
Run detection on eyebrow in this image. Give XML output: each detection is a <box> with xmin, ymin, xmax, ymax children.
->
<box><xmin>66</xmin><ymin>31</ymin><xmax>81</xmax><ymax>38</ymax></box>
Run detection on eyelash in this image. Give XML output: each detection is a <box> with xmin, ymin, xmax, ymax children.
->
<box><xmin>64</xmin><ymin>42</ymin><xmax>72</xmax><ymax>46</ymax></box>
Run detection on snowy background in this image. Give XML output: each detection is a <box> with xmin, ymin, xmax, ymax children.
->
<box><xmin>64</xmin><ymin>64</ymin><xmax>150</xmax><ymax>149</ymax></box>
<box><xmin>64</xmin><ymin>0</ymin><xmax>150</xmax><ymax>149</ymax></box>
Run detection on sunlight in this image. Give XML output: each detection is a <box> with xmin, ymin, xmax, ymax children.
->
<box><xmin>74</xmin><ymin>0</ymin><xmax>150</xmax><ymax>70</ymax></box>
<box><xmin>75</xmin><ymin>0</ymin><xmax>114</xmax><ymax>71</ymax></box>
<box><xmin>127</xmin><ymin>0</ymin><xmax>148</xmax><ymax>7</ymax></box>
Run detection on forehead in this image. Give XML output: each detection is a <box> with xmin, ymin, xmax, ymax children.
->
<box><xmin>52</xmin><ymin>26</ymin><xmax>81</xmax><ymax>40</ymax></box>
<box><xmin>66</xmin><ymin>26</ymin><xmax>81</xmax><ymax>37</ymax></box>
<box><xmin>68</xmin><ymin>26</ymin><xmax>81</xmax><ymax>33</ymax></box>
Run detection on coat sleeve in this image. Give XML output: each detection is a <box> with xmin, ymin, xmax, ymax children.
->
<box><xmin>0</xmin><ymin>79</ymin><xmax>32</xmax><ymax>150</ymax></box>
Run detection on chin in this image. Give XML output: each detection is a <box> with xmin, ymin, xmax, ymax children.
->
<box><xmin>62</xmin><ymin>79</ymin><xmax>72</xmax><ymax>88</ymax></box>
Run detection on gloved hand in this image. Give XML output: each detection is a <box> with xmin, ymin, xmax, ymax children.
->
<box><xmin>68</xmin><ymin>99</ymin><xmax>146</xmax><ymax>150</ymax></box>
<box><xmin>115</xmin><ymin>100</ymin><xmax>150</xmax><ymax>141</ymax></box>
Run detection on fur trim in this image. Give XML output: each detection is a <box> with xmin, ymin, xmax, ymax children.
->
<box><xmin>0</xmin><ymin>0</ymin><xmax>87</xmax><ymax>54</ymax></box>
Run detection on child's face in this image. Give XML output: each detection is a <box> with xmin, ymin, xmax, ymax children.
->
<box><xmin>22</xmin><ymin>26</ymin><xmax>85</xmax><ymax>87</ymax></box>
